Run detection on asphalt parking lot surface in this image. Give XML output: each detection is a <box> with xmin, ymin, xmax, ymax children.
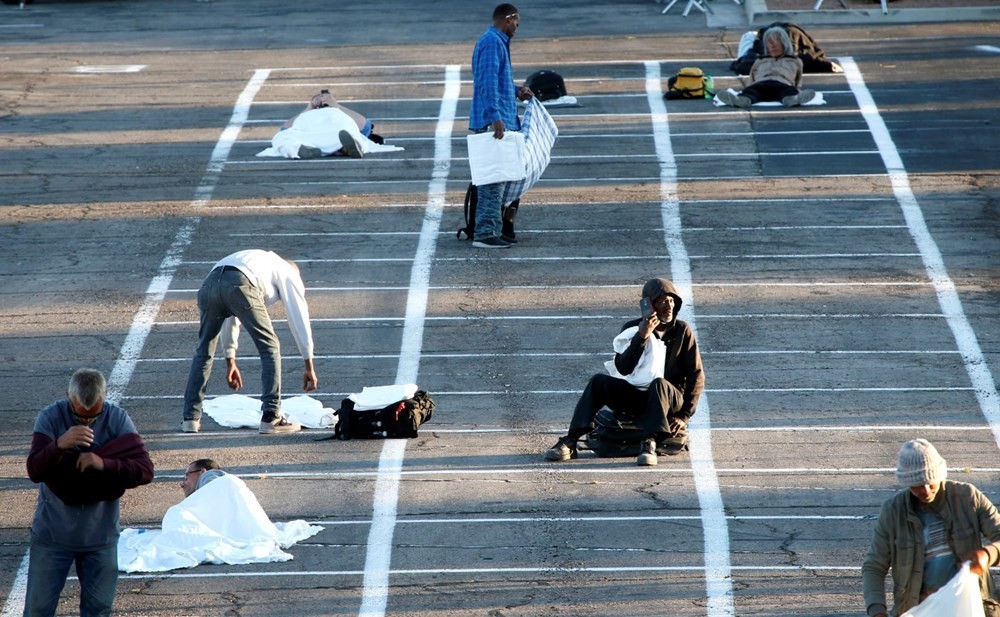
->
<box><xmin>1</xmin><ymin>1</ymin><xmax>998</xmax><ymax>615</ymax></box>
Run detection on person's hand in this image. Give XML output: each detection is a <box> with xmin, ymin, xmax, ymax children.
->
<box><xmin>669</xmin><ymin>417</ymin><xmax>687</xmax><ymax>435</ymax></box>
<box><xmin>303</xmin><ymin>360</ymin><xmax>318</xmax><ymax>392</ymax></box>
<box><xmin>226</xmin><ymin>359</ymin><xmax>243</xmax><ymax>390</ymax></box>
<box><xmin>492</xmin><ymin>119</ymin><xmax>506</xmax><ymax>139</ymax></box>
<box><xmin>76</xmin><ymin>452</ymin><xmax>104</xmax><ymax>472</ymax></box>
<box><xmin>57</xmin><ymin>425</ymin><xmax>94</xmax><ymax>450</ymax></box>
<box><xmin>517</xmin><ymin>85</ymin><xmax>534</xmax><ymax>101</ymax></box>
<box><xmin>638</xmin><ymin>313</ymin><xmax>660</xmax><ymax>341</ymax></box>
<box><xmin>967</xmin><ymin>548</ymin><xmax>990</xmax><ymax>576</ymax></box>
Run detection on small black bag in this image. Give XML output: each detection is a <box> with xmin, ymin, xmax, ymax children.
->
<box><xmin>584</xmin><ymin>408</ymin><xmax>646</xmax><ymax>457</ymax></box>
<box><xmin>333</xmin><ymin>390</ymin><xmax>435</xmax><ymax>440</ymax></box>
<box><xmin>525</xmin><ymin>69</ymin><xmax>567</xmax><ymax>102</ymax></box>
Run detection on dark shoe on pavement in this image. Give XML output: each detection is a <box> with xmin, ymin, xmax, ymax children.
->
<box><xmin>259</xmin><ymin>417</ymin><xmax>302</xmax><ymax>435</ymax></box>
<box><xmin>717</xmin><ymin>90</ymin><xmax>751</xmax><ymax>109</ymax></box>
<box><xmin>297</xmin><ymin>145</ymin><xmax>323</xmax><ymax>159</ymax></box>
<box><xmin>544</xmin><ymin>436</ymin><xmax>578</xmax><ymax>462</ymax></box>
<box><xmin>338</xmin><ymin>130</ymin><xmax>364</xmax><ymax>158</ymax></box>
<box><xmin>501</xmin><ymin>221</ymin><xmax>517</xmax><ymax>244</ymax></box>
<box><xmin>182</xmin><ymin>419</ymin><xmax>200</xmax><ymax>433</ymax></box>
<box><xmin>472</xmin><ymin>236</ymin><xmax>511</xmax><ymax>249</ymax></box>
<box><xmin>637</xmin><ymin>438</ymin><xmax>658</xmax><ymax>466</ymax></box>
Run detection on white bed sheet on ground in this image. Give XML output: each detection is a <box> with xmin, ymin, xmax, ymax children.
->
<box><xmin>255</xmin><ymin>107</ymin><xmax>403</xmax><ymax>158</ymax></box>
<box><xmin>203</xmin><ymin>393</ymin><xmax>336</xmax><ymax>429</ymax></box>
<box><xmin>118</xmin><ymin>474</ymin><xmax>322</xmax><ymax>573</ymax></box>
<box><xmin>712</xmin><ymin>88</ymin><xmax>826</xmax><ymax>107</ymax></box>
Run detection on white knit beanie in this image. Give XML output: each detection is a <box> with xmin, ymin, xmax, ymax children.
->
<box><xmin>895</xmin><ymin>439</ymin><xmax>948</xmax><ymax>486</ymax></box>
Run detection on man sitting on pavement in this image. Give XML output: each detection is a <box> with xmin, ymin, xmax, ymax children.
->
<box><xmin>544</xmin><ymin>277</ymin><xmax>705</xmax><ymax>466</ymax></box>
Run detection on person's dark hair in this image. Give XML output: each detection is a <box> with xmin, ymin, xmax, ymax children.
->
<box><xmin>493</xmin><ymin>3</ymin><xmax>518</xmax><ymax>20</ymax></box>
<box><xmin>68</xmin><ymin>368</ymin><xmax>106</xmax><ymax>408</ymax></box>
<box><xmin>189</xmin><ymin>458</ymin><xmax>221</xmax><ymax>473</ymax></box>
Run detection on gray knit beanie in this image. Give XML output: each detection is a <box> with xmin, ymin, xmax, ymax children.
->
<box><xmin>895</xmin><ymin>439</ymin><xmax>947</xmax><ymax>486</ymax></box>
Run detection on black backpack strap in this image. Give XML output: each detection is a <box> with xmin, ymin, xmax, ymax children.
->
<box><xmin>457</xmin><ymin>183</ymin><xmax>476</xmax><ymax>240</ymax></box>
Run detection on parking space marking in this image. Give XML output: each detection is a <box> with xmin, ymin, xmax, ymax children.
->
<box><xmin>358</xmin><ymin>64</ymin><xmax>460</xmax><ymax>617</ymax></box>
<box><xmin>0</xmin><ymin>66</ymin><xmax>270</xmax><ymax>617</ymax></box>
<box><xmin>646</xmin><ymin>60</ymin><xmax>734</xmax><ymax>617</ymax></box>
<box><xmin>841</xmin><ymin>56</ymin><xmax>1000</xmax><ymax>447</ymax></box>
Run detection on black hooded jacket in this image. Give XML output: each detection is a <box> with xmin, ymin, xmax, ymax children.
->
<box><xmin>614</xmin><ymin>278</ymin><xmax>705</xmax><ymax>421</ymax></box>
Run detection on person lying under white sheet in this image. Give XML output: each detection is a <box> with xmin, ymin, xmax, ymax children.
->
<box><xmin>257</xmin><ymin>89</ymin><xmax>404</xmax><ymax>160</ymax></box>
<box><xmin>117</xmin><ymin>459</ymin><xmax>321</xmax><ymax>573</ymax></box>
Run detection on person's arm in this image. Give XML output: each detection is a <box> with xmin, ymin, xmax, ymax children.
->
<box><xmin>614</xmin><ymin>319</ymin><xmax>651</xmax><ymax>376</ymax></box>
<box><xmin>93</xmin><ymin>432</ymin><xmax>154</xmax><ymax>489</ymax></box>
<box><xmin>862</xmin><ymin>501</ymin><xmax>894</xmax><ymax>617</ymax></box>
<box><xmin>220</xmin><ymin>315</ymin><xmax>241</xmax><ymax>360</ymax></box>
<box><xmin>279</xmin><ymin>271</ymin><xmax>317</xmax><ymax>392</ymax></box>
<box><xmin>675</xmin><ymin>325</ymin><xmax>705</xmax><ymax>421</ymax></box>
<box><xmin>969</xmin><ymin>486</ymin><xmax>1000</xmax><ymax>572</ymax></box>
<box><xmin>472</xmin><ymin>36</ymin><xmax>504</xmax><ymax>134</ymax></box>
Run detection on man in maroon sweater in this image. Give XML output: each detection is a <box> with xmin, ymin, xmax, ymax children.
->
<box><xmin>25</xmin><ymin>368</ymin><xmax>153</xmax><ymax>617</ymax></box>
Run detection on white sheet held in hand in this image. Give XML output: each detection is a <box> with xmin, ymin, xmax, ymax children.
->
<box><xmin>118</xmin><ymin>473</ymin><xmax>321</xmax><ymax>572</ymax></box>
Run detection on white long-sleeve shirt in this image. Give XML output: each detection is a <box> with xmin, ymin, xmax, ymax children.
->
<box><xmin>213</xmin><ymin>250</ymin><xmax>314</xmax><ymax>361</ymax></box>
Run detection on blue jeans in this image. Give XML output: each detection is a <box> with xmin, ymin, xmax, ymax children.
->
<box><xmin>183</xmin><ymin>267</ymin><xmax>282</xmax><ymax>423</ymax></box>
<box><xmin>24</xmin><ymin>538</ymin><xmax>117</xmax><ymax>617</ymax></box>
<box><xmin>474</xmin><ymin>181</ymin><xmax>504</xmax><ymax>241</ymax></box>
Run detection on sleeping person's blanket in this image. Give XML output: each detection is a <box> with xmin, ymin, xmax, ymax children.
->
<box><xmin>256</xmin><ymin>107</ymin><xmax>403</xmax><ymax>158</ymax></box>
<box><xmin>118</xmin><ymin>474</ymin><xmax>321</xmax><ymax>572</ymax></box>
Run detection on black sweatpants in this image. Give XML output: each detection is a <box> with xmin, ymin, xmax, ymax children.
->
<box><xmin>741</xmin><ymin>79</ymin><xmax>799</xmax><ymax>104</ymax></box>
<box><xmin>567</xmin><ymin>373</ymin><xmax>685</xmax><ymax>440</ymax></box>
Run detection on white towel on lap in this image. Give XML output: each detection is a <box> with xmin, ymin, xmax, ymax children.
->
<box><xmin>256</xmin><ymin>107</ymin><xmax>403</xmax><ymax>158</ymax></box>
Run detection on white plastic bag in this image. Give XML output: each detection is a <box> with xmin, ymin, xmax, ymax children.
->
<box><xmin>467</xmin><ymin>130</ymin><xmax>526</xmax><ymax>185</ymax></box>
<box><xmin>900</xmin><ymin>562</ymin><xmax>985</xmax><ymax>617</ymax></box>
<box><xmin>604</xmin><ymin>326</ymin><xmax>665</xmax><ymax>390</ymax></box>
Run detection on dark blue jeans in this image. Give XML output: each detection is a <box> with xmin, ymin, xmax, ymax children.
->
<box><xmin>183</xmin><ymin>266</ymin><xmax>282</xmax><ymax>423</ymax></box>
<box><xmin>24</xmin><ymin>538</ymin><xmax>117</xmax><ymax>617</ymax></box>
<box><xmin>470</xmin><ymin>126</ymin><xmax>505</xmax><ymax>241</ymax></box>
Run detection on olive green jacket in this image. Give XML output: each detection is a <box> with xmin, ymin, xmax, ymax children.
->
<box><xmin>862</xmin><ymin>481</ymin><xmax>1000</xmax><ymax>616</ymax></box>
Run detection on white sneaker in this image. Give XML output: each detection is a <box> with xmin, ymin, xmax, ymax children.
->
<box><xmin>182</xmin><ymin>419</ymin><xmax>200</xmax><ymax>433</ymax></box>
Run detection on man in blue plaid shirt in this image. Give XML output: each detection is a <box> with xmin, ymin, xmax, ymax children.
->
<box><xmin>469</xmin><ymin>3</ymin><xmax>534</xmax><ymax>249</ymax></box>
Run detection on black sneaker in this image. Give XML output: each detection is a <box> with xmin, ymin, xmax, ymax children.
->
<box><xmin>472</xmin><ymin>236</ymin><xmax>511</xmax><ymax>249</ymax></box>
<box><xmin>636</xmin><ymin>438</ymin><xmax>658</xmax><ymax>466</ymax></box>
<box><xmin>544</xmin><ymin>436</ymin><xmax>578</xmax><ymax>462</ymax></box>
<box><xmin>259</xmin><ymin>417</ymin><xmax>302</xmax><ymax>435</ymax></box>
<box><xmin>338</xmin><ymin>130</ymin><xmax>364</xmax><ymax>158</ymax></box>
<box><xmin>501</xmin><ymin>220</ymin><xmax>517</xmax><ymax>244</ymax></box>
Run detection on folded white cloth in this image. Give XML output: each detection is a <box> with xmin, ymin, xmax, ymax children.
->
<box><xmin>467</xmin><ymin>130</ymin><xmax>526</xmax><ymax>185</ymax></box>
<box><xmin>349</xmin><ymin>383</ymin><xmax>419</xmax><ymax>411</ymax></box>
<box><xmin>118</xmin><ymin>474</ymin><xmax>322</xmax><ymax>572</ymax></box>
<box><xmin>202</xmin><ymin>393</ymin><xmax>336</xmax><ymax>429</ymax></box>
<box><xmin>713</xmin><ymin>88</ymin><xmax>826</xmax><ymax>107</ymax></box>
<box><xmin>604</xmin><ymin>326</ymin><xmax>666</xmax><ymax>390</ymax></box>
<box><xmin>256</xmin><ymin>107</ymin><xmax>403</xmax><ymax>158</ymax></box>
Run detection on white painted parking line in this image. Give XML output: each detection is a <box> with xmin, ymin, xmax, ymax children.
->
<box><xmin>74</xmin><ymin>65</ymin><xmax>146</xmax><ymax>73</ymax></box>
<box><xmin>841</xmin><ymin>56</ymin><xmax>1000</xmax><ymax>447</ymax></box>
<box><xmin>646</xmin><ymin>60</ymin><xmax>734</xmax><ymax>617</ymax></box>
<box><xmin>110</xmin><ymin>564</ymin><xmax>862</xmax><ymax>581</ymax></box>
<box><xmin>358</xmin><ymin>64</ymin><xmax>460</xmax><ymax>617</ymax></box>
<box><xmin>0</xmin><ymin>68</ymin><xmax>270</xmax><ymax>617</ymax></box>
